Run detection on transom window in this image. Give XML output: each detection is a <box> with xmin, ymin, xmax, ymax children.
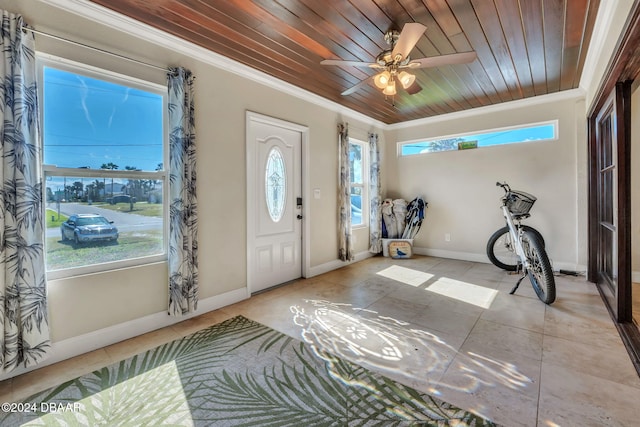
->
<box><xmin>39</xmin><ymin>56</ymin><xmax>168</xmax><ymax>279</ymax></box>
<box><xmin>399</xmin><ymin>121</ymin><xmax>558</xmax><ymax>156</ymax></box>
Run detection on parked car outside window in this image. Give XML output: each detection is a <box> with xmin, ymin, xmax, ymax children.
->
<box><xmin>61</xmin><ymin>214</ymin><xmax>119</xmax><ymax>245</ymax></box>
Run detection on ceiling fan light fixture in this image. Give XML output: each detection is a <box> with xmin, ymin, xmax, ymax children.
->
<box><xmin>374</xmin><ymin>70</ymin><xmax>391</xmax><ymax>89</ymax></box>
<box><xmin>398</xmin><ymin>71</ymin><xmax>416</xmax><ymax>89</ymax></box>
<box><xmin>322</xmin><ymin>22</ymin><xmax>478</xmax><ymax>100</ymax></box>
<box><xmin>382</xmin><ymin>80</ymin><xmax>397</xmax><ymax>96</ymax></box>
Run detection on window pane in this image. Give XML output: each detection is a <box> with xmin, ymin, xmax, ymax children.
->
<box><xmin>349</xmin><ymin>143</ymin><xmax>363</xmax><ymax>184</ymax></box>
<box><xmin>42</xmin><ymin>66</ymin><xmax>164</xmax><ymax>171</ymax></box>
<box><xmin>46</xmin><ymin>175</ymin><xmax>164</xmax><ymax>271</ymax></box>
<box><xmin>265</xmin><ymin>147</ymin><xmax>286</xmax><ymax>222</ymax></box>
<box><xmin>351</xmin><ymin>186</ymin><xmax>362</xmax><ymax>226</ymax></box>
<box><xmin>41</xmin><ymin>60</ymin><xmax>167</xmax><ymax>276</ymax></box>
<box><xmin>400</xmin><ymin>122</ymin><xmax>557</xmax><ymax>156</ymax></box>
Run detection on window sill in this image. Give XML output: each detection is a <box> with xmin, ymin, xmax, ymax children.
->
<box><xmin>351</xmin><ymin>224</ymin><xmax>369</xmax><ymax>231</ymax></box>
<box><xmin>46</xmin><ymin>254</ymin><xmax>167</xmax><ymax>281</ymax></box>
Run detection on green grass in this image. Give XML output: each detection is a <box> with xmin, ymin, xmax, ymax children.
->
<box><xmin>46</xmin><ymin>230</ymin><xmax>163</xmax><ymax>271</ymax></box>
<box><xmin>90</xmin><ymin>202</ymin><xmax>163</xmax><ymax>217</ymax></box>
<box><xmin>46</xmin><ymin>209</ymin><xmax>68</xmax><ymax>228</ymax></box>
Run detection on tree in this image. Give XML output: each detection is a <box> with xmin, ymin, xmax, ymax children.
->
<box><xmin>73</xmin><ymin>181</ymin><xmax>84</xmax><ymax>199</ymax></box>
<box><xmin>423</xmin><ymin>138</ymin><xmax>464</xmax><ymax>152</ymax></box>
<box><xmin>146</xmin><ymin>163</ymin><xmax>164</xmax><ymax>201</ymax></box>
<box><xmin>124</xmin><ymin>166</ymin><xmax>143</xmax><ymax>199</ymax></box>
<box><xmin>94</xmin><ymin>179</ymin><xmax>105</xmax><ymax>199</ymax></box>
<box><xmin>101</xmin><ymin>162</ymin><xmax>119</xmax><ymax>198</ymax></box>
<box><xmin>87</xmin><ymin>179</ymin><xmax>105</xmax><ymax>201</ymax></box>
<box><xmin>87</xmin><ymin>184</ymin><xmax>96</xmax><ymax>202</ymax></box>
<box><xmin>66</xmin><ymin>182</ymin><xmax>84</xmax><ymax>201</ymax></box>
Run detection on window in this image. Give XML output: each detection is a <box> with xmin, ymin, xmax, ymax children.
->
<box><xmin>39</xmin><ymin>57</ymin><xmax>167</xmax><ymax>278</ymax></box>
<box><xmin>265</xmin><ymin>147</ymin><xmax>286</xmax><ymax>222</ymax></box>
<box><xmin>399</xmin><ymin>121</ymin><xmax>558</xmax><ymax>156</ymax></box>
<box><xmin>349</xmin><ymin>139</ymin><xmax>368</xmax><ymax>227</ymax></box>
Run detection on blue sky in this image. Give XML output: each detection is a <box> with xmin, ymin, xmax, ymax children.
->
<box><xmin>43</xmin><ymin>67</ymin><xmax>164</xmax><ymax>171</ymax></box>
<box><xmin>471</xmin><ymin>125</ymin><xmax>555</xmax><ymax>147</ymax></box>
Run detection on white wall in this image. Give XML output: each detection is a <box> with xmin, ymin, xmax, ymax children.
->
<box><xmin>384</xmin><ymin>93</ymin><xmax>587</xmax><ymax>271</ymax></box>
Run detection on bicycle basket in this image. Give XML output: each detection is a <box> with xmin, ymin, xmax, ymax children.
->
<box><xmin>505</xmin><ymin>190</ymin><xmax>536</xmax><ymax>215</ymax></box>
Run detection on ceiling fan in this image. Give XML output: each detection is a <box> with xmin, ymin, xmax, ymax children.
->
<box><xmin>321</xmin><ymin>23</ymin><xmax>477</xmax><ymax>97</ymax></box>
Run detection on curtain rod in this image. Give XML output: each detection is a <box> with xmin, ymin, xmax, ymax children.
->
<box><xmin>23</xmin><ymin>27</ymin><xmax>168</xmax><ymax>73</ymax></box>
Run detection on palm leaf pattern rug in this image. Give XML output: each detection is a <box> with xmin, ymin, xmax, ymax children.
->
<box><xmin>1</xmin><ymin>316</ymin><xmax>496</xmax><ymax>426</ymax></box>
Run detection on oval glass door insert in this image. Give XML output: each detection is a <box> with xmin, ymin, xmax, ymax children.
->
<box><xmin>265</xmin><ymin>147</ymin><xmax>286</xmax><ymax>222</ymax></box>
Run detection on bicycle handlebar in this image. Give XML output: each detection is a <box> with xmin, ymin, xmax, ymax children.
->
<box><xmin>496</xmin><ymin>181</ymin><xmax>511</xmax><ymax>193</ymax></box>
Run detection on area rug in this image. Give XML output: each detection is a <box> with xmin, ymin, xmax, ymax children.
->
<box><xmin>1</xmin><ymin>316</ymin><xmax>496</xmax><ymax>426</ymax></box>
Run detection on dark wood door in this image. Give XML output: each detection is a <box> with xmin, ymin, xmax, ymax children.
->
<box><xmin>589</xmin><ymin>82</ymin><xmax>631</xmax><ymax>322</ymax></box>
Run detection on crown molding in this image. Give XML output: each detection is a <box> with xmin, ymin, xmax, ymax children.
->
<box><xmin>578</xmin><ymin>0</ymin><xmax>622</xmax><ymax>95</ymax></box>
<box><xmin>386</xmin><ymin>88</ymin><xmax>586</xmax><ymax>131</ymax></box>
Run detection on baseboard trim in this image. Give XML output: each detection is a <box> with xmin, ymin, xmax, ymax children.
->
<box><xmin>1</xmin><ymin>287</ymin><xmax>249</xmax><ymax>381</ymax></box>
<box><xmin>553</xmin><ymin>262</ymin><xmax>589</xmax><ymax>274</ymax></box>
<box><xmin>413</xmin><ymin>246</ymin><xmax>587</xmax><ymax>274</ymax></box>
<box><xmin>412</xmin><ymin>247</ymin><xmax>488</xmax><ymax>263</ymax></box>
<box><xmin>633</xmin><ymin>271</ymin><xmax>640</xmax><ymax>283</ymax></box>
<box><xmin>307</xmin><ymin>250</ymin><xmax>374</xmax><ymax>278</ymax></box>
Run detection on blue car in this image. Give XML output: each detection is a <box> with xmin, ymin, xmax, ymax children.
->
<box><xmin>61</xmin><ymin>213</ymin><xmax>119</xmax><ymax>245</ymax></box>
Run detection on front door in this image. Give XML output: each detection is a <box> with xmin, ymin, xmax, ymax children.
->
<box><xmin>247</xmin><ymin>113</ymin><xmax>303</xmax><ymax>294</ymax></box>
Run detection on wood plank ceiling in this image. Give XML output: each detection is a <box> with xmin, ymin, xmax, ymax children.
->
<box><xmin>89</xmin><ymin>0</ymin><xmax>600</xmax><ymax>125</ymax></box>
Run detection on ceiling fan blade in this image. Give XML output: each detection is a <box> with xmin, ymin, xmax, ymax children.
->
<box><xmin>391</xmin><ymin>23</ymin><xmax>427</xmax><ymax>61</ymax></box>
<box><xmin>321</xmin><ymin>59</ymin><xmax>382</xmax><ymax>69</ymax></box>
<box><xmin>405</xmin><ymin>81</ymin><xmax>422</xmax><ymax>95</ymax></box>
<box><xmin>341</xmin><ymin>77</ymin><xmax>372</xmax><ymax>96</ymax></box>
<box><xmin>407</xmin><ymin>51</ymin><xmax>477</xmax><ymax>69</ymax></box>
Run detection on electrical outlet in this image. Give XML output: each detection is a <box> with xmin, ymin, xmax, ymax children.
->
<box><xmin>445</xmin><ymin>233</ymin><xmax>451</xmax><ymax>242</ymax></box>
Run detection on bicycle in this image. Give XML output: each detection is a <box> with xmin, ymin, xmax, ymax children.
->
<box><xmin>486</xmin><ymin>182</ymin><xmax>556</xmax><ymax>304</ymax></box>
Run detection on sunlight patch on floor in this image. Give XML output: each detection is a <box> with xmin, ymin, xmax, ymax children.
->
<box><xmin>291</xmin><ymin>299</ymin><xmax>452</xmax><ymax>380</ymax></box>
<box><xmin>376</xmin><ymin>265</ymin><xmax>434</xmax><ymax>287</ymax></box>
<box><xmin>427</xmin><ymin>277</ymin><xmax>498</xmax><ymax>309</ymax></box>
<box><xmin>291</xmin><ymin>299</ymin><xmax>533</xmax><ymax>406</ymax></box>
<box><xmin>36</xmin><ymin>360</ymin><xmax>193</xmax><ymax>425</ymax></box>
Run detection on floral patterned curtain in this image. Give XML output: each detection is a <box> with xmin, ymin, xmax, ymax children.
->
<box><xmin>0</xmin><ymin>11</ymin><xmax>50</xmax><ymax>372</ymax></box>
<box><xmin>338</xmin><ymin>123</ymin><xmax>353</xmax><ymax>261</ymax></box>
<box><xmin>368</xmin><ymin>132</ymin><xmax>382</xmax><ymax>253</ymax></box>
<box><xmin>167</xmin><ymin>67</ymin><xmax>198</xmax><ymax>316</ymax></box>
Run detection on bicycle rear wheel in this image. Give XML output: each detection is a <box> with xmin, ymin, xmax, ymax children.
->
<box><xmin>522</xmin><ymin>230</ymin><xmax>556</xmax><ymax>304</ymax></box>
<box><xmin>486</xmin><ymin>226</ymin><xmax>546</xmax><ymax>271</ymax></box>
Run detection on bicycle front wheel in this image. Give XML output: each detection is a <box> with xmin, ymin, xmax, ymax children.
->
<box><xmin>487</xmin><ymin>227</ymin><xmax>519</xmax><ymax>271</ymax></box>
<box><xmin>487</xmin><ymin>226</ymin><xmax>546</xmax><ymax>271</ymax></box>
<box><xmin>522</xmin><ymin>230</ymin><xmax>556</xmax><ymax>304</ymax></box>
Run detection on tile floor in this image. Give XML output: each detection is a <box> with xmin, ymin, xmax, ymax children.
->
<box><xmin>1</xmin><ymin>255</ymin><xmax>640</xmax><ymax>426</ymax></box>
